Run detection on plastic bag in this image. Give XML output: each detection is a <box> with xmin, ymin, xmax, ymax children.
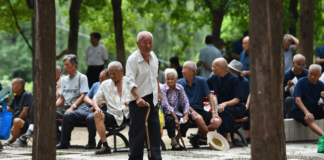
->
<box><xmin>318</xmin><ymin>135</ymin><xmax>324</xmax><ymax>153</ymax></box>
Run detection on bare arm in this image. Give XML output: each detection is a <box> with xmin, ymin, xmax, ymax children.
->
<box><xmin>316</xmin><ymin>57</ymin><xmax>324</xmax><ymax>64</ymax></box>
<box><xmin>288</xmin><ymin>35</ymin><xmax>299</xmax><ymax>50</ymax></box>
<box><xmin>222</xmin><ymin>98</ymin><xmax>240</xmax><ymax>107</ymax></box>
<box><xmin>104</xmin><ymin>60</ymin><xmax>108</xmax><ymax>65</ymax></box>
<box><xmin>73</xmin><ymin>93</ymin><xmax>87</xmax><ymax>107</ymax></box>
<box><xmin>246</xmin><ymin>94</ymin><xmax>251</xmax><ymax>110</ymax></box>
<box><xmin>207</xmin><ymin>93</ymin><xmax>216</xmax><ymax>113</ymax></box>
<box><xmin>19</xmin><ymin>106</ymin><xmax>29</xmax><ymax>119</ymax></box>
<box><xmin>295</xmin><ymin>97</ymin><xmax>310</xmax><ymax>115</ymax></box>
<box><xmin>84</xmin><ymin>95</ymin><xmax>93</xmax><ymax>106</ymax></box>
<box><xmin>7</xmin><ymin>107</ymin><xmax>13</xmax><ymax>112</ymax></box>
<box><xmin>56</xmin><ymin>49</ymin><xmax>68</xmax><ymax>60</ymax></box>
<box><xmin>231</xmin><ymin>53</ymin><xmax>240</xmax><ymax>59</ymax></box>
<box><xmin>92</xmin><ymin>99</ymin><xmax>101</xmax><ymax>111</ymax></box>
<box><xmin>201</xmin><ymin>61</ymin><xmax>212</xmax><ymax>72</ymax></box>
<box><xmin>56</xmin><ymin>95</ymin><xmax>65</xmax><ymax>108</ymax></box>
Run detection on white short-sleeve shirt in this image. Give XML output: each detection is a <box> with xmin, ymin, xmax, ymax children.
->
<box><xmin>125</xmin><ymin>49</ymin><xmax>159</xmax><ymax>105</ymax></box>
<box><xmin>85</xmin><ymin>44</ymin><xmax>108</xmax><ymax>66</ymax></box>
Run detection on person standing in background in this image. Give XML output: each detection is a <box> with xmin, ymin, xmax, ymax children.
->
<box><xmin>86</xmin><ymin>32</ymin><xmax>108</xmax><ymax>88</ymax></box>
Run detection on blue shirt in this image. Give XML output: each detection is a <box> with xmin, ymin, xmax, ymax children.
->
<box><xmin>292</xmin><ymin>77</ymin><xmax>324</xmax><ymax>112</ymax></box>
<box><xmin>239</xmin><ymin>50</ymin><xmax>250</xmax><ymax>80</ymax></box>
<box><xmin>81</xmin><ymin>82</ymin><xmax>105</xmax><ymax>111</ymax></box>
<box><xmin>199</xmin><ymin>44</ymin><xmax>221</xmax><ymax>79</ymax></box>
<box><xmin>177</xmin><ymin>76</ymin><xmax>211</xmax><ymax>110</ymax></box>
<box><xmin>206</xmin><ymin>73</ymin><xmax>243</xmax><ymax>104</ymax></box>
<box><xmin>232</xmin><ymin>39</ymin><xmax>243</xmax><ymax>58</ymax></box>
<box><xmin>316</xmin><ymin>45</ymin><xmax>324</xmax><ymax>70</ymax></box>
<box><xmin>283</xmin><ymin>68</ymin><xmax>308</xmax><ymax>98</ymax></box>
<box><xmin>239</xmin><ymin>76</ymin><xmax>250</xmax><ymax>104</ymax></box>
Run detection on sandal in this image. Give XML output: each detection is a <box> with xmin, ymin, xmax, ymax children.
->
<box><xmin>4</xmin><ymin>140</ymin><xmax>14</xmax><ymax>146</ymax></box>
<box><xmin>171</xmin><ymin>143</ymin><xmax>183</xmax><ymax>151</ymax></box>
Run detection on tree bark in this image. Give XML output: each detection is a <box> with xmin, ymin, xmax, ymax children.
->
<box><xmin>68</xmin><ymin>0</ymin><xmax>82</xmax><ymax>55</ymax></box>
<box><xmin>288</xmin><ymin>0</ymin><xmax>298</xmax><ymax>36</ymax></box>
<box><xmin>249</xmin><ymin>0</ymin><xmax>286</xmax><ymax>160</ymax></box>
<box><xmin>204</xmin><ymin>0</ymin><xmax>225</xmax><ymax>49</ymax></box>
<box><xmin>111</xmin><ymin>0</ymin><xmax>126</xmax><ymax>69</ymax></box>
<box><xmin>299</xmin><ymin>0</ymin><xmax>315</xmax><ymax>68</ymax></box>
<box><xmin>32</xmin><ymin>0</ymin><xmax>56</xmax><ymax>159</ymax></box>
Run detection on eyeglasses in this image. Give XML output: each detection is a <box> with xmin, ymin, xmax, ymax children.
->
<box><xmin>295</xmin><ymin>64</ymin><xmax>306</xmax><ymax>68</ymax></box>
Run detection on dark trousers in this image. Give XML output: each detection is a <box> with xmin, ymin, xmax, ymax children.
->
<box><xmin>243</xmin><ymin>108</ymin><xmax>250</xmax><ymax>130</ymax></box>
<box><xmin>218</xmin><ymin>104</ymin><xmax>245</xmax><ymax>140</ymax></box>
<box><xmin>86</xmin><ymin>65</ymin><xmax>104</xmax><ymax>88</ymax></box>
<box><xmin>56</xmin><ymin>107</ymin><xmax>68</xmax><ymax>142</ymax></box>
<box><xmin>21</xmin><ymin>102</ymin><xmax>34</xmax><ymax>134</ymax></box>
<box><xmin>284</xmin><ymin>96</ymin><xmax>294</xmax><ymax>118</ymax></box>
<box><xmin>60</xmin><ymin>110</ymin><xmax>96</xmax><ymax>145</ymax></box>
<box><xmin>128</xmin><ymin>93</ymin><xmax>161</xmax><ymax>160</ymax></box>
<box><xmin>164</xmin><ymin>114</ymin><xmax>190</xmax><ymax>138</ymax></box>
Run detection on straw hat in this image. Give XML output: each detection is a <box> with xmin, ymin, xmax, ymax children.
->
<box><xmin>228</xmin><ymin>59</ymin><xmax>243</xmax><ymax>73</ymax></box>
<box><xmin>207</xmin><ymin>132</ymin><xmax>229</xmax><ymax>151</ymax></box>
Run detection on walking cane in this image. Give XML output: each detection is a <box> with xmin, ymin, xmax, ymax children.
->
<box><xmin>177</xmin><ymin>126</ymin><xmax>187</xmax><ymax>151</ymax></box>
<box><xmin>145</xmin><ymin>102</ymin><xmax>151</xmax><ymax>158</ymax></box>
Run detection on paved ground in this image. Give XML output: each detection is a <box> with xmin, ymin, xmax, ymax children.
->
<box><xmin>0</xmin><ymin>127</ymin><xmax>323</xmax><ymax>159</ymax></box>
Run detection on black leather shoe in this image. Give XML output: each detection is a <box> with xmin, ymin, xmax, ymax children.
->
<box><xmin>84</xmin><ymin>142</ymin><xmax>96</xmax><ymax>149</ymax></box>
<box><xmin>95</xmin><ymin>146</ymin><xmax>112</xmax><ymax>155</ymax></box>
<box><xmin>189</xmin><ymin>135</ymin><xmax>199</xmax><ymax>148</ymax></box>
<box><xmin>56</xmin><ymin>142</ymin><xmax>70</xmax><ymax>149</ymax></box>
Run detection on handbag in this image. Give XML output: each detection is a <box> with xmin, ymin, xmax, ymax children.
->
<box><xmin>0</xmin><ymin>100</ymin><xmax>13</xmax><ymax>140</ymax></box>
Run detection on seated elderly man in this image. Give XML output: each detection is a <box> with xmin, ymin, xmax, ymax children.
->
<box><xmin>284</xmin><ymin>54</ymin><xmax>308</xmax><ymax>118</ymax></box>
<box><xmin>207</xmin><ymin>58</ymin><xmax>246</xmax><ymax>148</ymax></box>
<box><xmin>56</xmin><ymin>68</ymin><xmax>109</xmax><ymax>149</ymax></box>
<box><xmin>178</xmin><ymin>61</ymin><xmax>222</xmax><ymax>148</ymax></box>
<box><xmin>292</xmin><ymin>64</ymin><xmax>324</xmax><ymax>137</ymax></box>
<box><xmin>93</xmin><ymin>61</ymin><xmax>130</xmax><ymax>155</ymax></box>
<box><xmin>56</xmin><ymin>54</ymin><xmax>90</xmax><ymax>149</ymax></box>
<box><xmin>161</xmin><ymin>68</ymin><xmax>190</xmax><ymax>150</ymax></box>
<box><xmin>4</xmin><ymin>78</ymin><xmax>33</xmax><ymax>146</ymax></box>
<box><xmin>227</xmin><ymin>59</ymin><xmax>249</xmax><ymax>104</ymax></box>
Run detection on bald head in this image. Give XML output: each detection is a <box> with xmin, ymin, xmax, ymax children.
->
<box><xmin>242</xmin><ymin>36</ymin><xmax>249</xmax><ymax>52</ymax></box>
<box><xmin>293</xmin><ymin>54</ymin><xmax>306</xmax><ymax>62</ymax></box>
<box><xmin>213</xmin><ymin>58</ymin><xmax>228</xmax><ymax>68</ymax></box>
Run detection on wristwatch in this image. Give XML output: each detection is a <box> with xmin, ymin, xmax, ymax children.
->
<box><xmin>72</xmin><ymin>104</ymin><xmax>77</xmax><ymax>109</ymax></box>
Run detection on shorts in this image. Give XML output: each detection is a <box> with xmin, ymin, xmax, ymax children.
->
<box><xmin>189</xmin><ymin>109</ymin><xmax>213</xmax><ymax>125</ymax></box>
<box><xmin>292</xmin><ymin>105</ymin><xmax>324</xmax><ymax>126</ymax></box>
<box><xmin>103</xmin><ymin>112</ymin><xmax>129</xmax><ymax>127</ymax></box>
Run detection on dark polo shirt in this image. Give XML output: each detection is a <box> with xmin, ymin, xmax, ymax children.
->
<box><xmin>9</xmin><ymin>90</ymin><xmax>33</xmax><ymax>118</ymax></box>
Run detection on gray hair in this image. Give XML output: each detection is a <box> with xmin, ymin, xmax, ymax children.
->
<box><xmin>309</xmin><ymin>64</ymin><xmax>322</xmax><ymax>73</ymax></box>
<box><xmin>137</xmin><ymin>31</ymin><xmax>153</xmax><ymax>42</ymax></box>
<box><xmin>63</xmin><ymin>54</ymin><xmax>78</xmax><ymax>65</ymax></box>
<box><xmin>293</xmin><ymin>54</ymin><xmax>306</xmax><ymax>62</ymax></box>
<box><xmin>165</xmin><ymin>68</ymin><xmax>178</xmax><ymax>78</ymax></box>
<box><xmin>108</xmin><ymin>61</ymin><xmax>123</xmax><ymax>71</ymax></box>
<box><xmin>102</xmin><ymin>69</ymin><xmax>109</xmax><ymax>78</ymax></box>
<box><xmin>56</xmin><ymin>64</ymin><xmax>62</xmax><ymax>72</ymax></box>
<box><xmin>184</xmin><ymin>61</ymin><xmax>197</xmax><ymax>75</ymax></box>
<box><xmin>283</xmin><ymin>36</ymin><xmax>292</xmax><ymax>43</ymax></box>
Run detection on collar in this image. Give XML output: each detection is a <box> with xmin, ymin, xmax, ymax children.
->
<box><xmin>165</xmin><ymin>83</ymin><xmax>181</xmax><ymax>91</ymax></box>
<box><xmin>185</xmin><ymin>76</ymin><xmax>197</xmax><ymax>86</ymax></box>
<box><xmin>136</xmin><ymin>50</ymin><xmax>152</xmax><ymax>63</ymax></box>
<box><xmin>16</xmin><ymin>90</ymin><xmax>26</xmax><ymax>98</ymax></box>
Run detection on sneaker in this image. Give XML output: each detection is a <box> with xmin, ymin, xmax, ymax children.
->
<box><xmin>189</xmin><ymin>135</ymin><xmax>200</xmax><ymax>148</ymax></box>
<box><xmin>246</xmin><ymin>138</ymin><xmax>250</xmax><ymax>144</ymax></box>
<box><xmin>56</xmin><ymin>142</ymin><xmax>70</xmax><ymax>149</ymax></box>
<box><xmin>233</xmin><ymin>139</ymin><xmax>244</xmax><ymax>147</ymax></box>
<box><xmin>10</xmin><ymin>138</ymin><xmax>27</xmax><ymax>147</ymax></box>
<box><xmin>21</xmin><ymin>129</ymin><xmax>33</xmax><ymax>139</ymax></box>
<box><xmin>95</xmin><ymin>146</ymin><xmax>112</xmax><ymax>155</ymax></box>
<box><xmin>84</xmin><ymin>142</ymin><xmax>96</xmax><ymax>149</ymax></box>
<box><xmin>187</xmin><ymin>132</ymin><xmax>199</xmax><ymax>139</ymax></box>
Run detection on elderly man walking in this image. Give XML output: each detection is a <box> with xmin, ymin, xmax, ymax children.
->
<box><xmin>126</xmin><ymin>31</ymin><xmax>162</xmax><ymax>160</ymax></box>
<box><xmin>239</xmin><ymin>36</ymin><xmax>250</xmax><ymax>80</ymax></box>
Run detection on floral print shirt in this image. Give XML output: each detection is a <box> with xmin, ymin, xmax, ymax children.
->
<box><xmin>161</xmin><ymin>83</ymin><xmax>189</xmax><ymax>116</ymax></box>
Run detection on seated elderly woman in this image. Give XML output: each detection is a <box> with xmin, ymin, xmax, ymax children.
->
<box><xmin>161</xmin><ymin>68</ymin><xmax>190</xmax><ymax>150</ymax></box>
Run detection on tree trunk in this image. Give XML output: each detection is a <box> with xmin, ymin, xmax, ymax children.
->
<box><xmin>111</xmin><ymin>0</ymin><xmax>126</xmax><ymax>69</ymax></box>
<box><xmin>249</xmin><ymin>0</ymin><xmax>286</xmax><ymax>160</ymax></box>
<box><xmin>204</xmin><ymin>0</ymin><xmax>225</xmax><ymax>49</ymax></box>
<box><xmin>288</xmin><ymin>0</ymin><xmax>298</xmax><ymax>36</ymax></box>
<box><xmin>32</xmin><ymin>0</ymin><xmax>56</xmax><ymax>159</ymax></box>
<box><xmin>299</xmin><ymin>0</ymin><xmax>315</xmax><ymax>67</ymax></box>
<box><xmin>68</xmin><ymin>0</ymin><xmax>82</xmax><ymax>55</ymax></box>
